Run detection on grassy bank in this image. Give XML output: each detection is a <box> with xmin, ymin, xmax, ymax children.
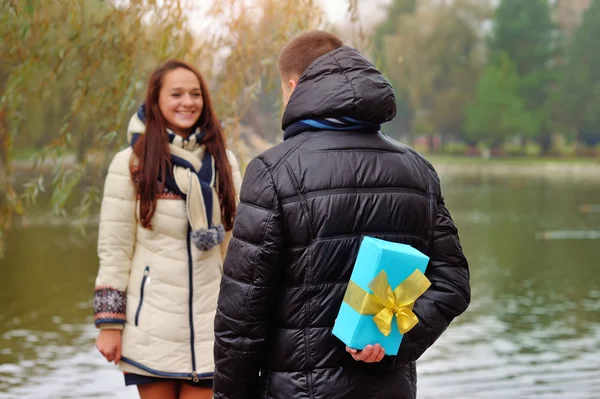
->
<box><xmin>427</xmin><ymin>154</ymin><xmax>600</xmax><ymax>166</ymax></box>
<box><xmin>9</xmin><ymin>146</ymin><xmax>600</xmax><ymax>167</ymax></box>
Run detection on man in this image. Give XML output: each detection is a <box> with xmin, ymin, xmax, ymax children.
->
<box><xmin>213</xmin><ymin>31</ymin><xmax>470</xmax><ymax>399</ymax></box>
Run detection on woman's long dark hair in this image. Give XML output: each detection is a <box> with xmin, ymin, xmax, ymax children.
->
<box><xmin>130</xmin><ymin>59</ymin><xmax>236</xmax><ymax>231</ymax></box>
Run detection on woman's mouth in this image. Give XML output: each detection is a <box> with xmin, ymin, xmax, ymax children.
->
<box><xmin>176</xmin><ymin>111</ymin><xmax>196</xmax><ymax>119</ymax></box>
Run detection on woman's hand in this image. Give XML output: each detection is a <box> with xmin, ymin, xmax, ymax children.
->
<box><xmin>346</xmin><ymin>344</ymin><xmax>385</xmax><ymax>363</ymax></box>
<box><xmin>96</xmin><ymin>329</ymin><xmax>122</xmax><ymax>365</ymax></box>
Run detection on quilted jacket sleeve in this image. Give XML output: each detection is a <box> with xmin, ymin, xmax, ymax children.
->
<box><xmin>227</xmin><ymin>149</ymin><xmax>243</xmax><ymax>200</ymax></box>
<box><xmin>94</xmin><ymin>148</ymin><xmax>137</xmax><ymax>330</ymax></box>
<box><xmin>396</xmin><ymin>167</ymin><xmax>470</xmax><ymax>365</ymax></box>
<box><xmin>220</xmin><ymin>149</ymin><xmax>243</xmax><ymax>259</ymax></box>
<box><xmin>213</xmin><ymin>157</ymin><xmax>284</xmax><ymax>398</ymax></box>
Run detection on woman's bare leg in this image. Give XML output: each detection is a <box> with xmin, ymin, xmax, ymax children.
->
<box><xmin>137</xmin><ymin>380</ymin><xmax>179</xmax><ymax>399</ymax></box>
<box><xmin>178</xmin><ymin>382</ymin><xmax>213</xmax><ymax>399</ymax></box>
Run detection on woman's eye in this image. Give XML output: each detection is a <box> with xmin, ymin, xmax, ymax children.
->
<box><xmin>171</xmin><ymin>93</ymin><xmax>181</xmax><ymax>98</ymax></box>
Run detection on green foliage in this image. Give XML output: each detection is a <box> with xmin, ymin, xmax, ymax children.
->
<box><xmin>1</xmin><ymin>0</ymin><xmax>600</xmax><ymax>257</ymax></box>
<box><xmin>489</xmin><ymin>0</ymin><xmax>557</xmax><ymax>145</ymax></box>
<box><xmin>206</xmin><ymin>0</ymin><xmax>324</xmax><ymax>155</ymax></box>
<box><xmin>371</xmin><ymin>0</ymin><xmax>418</xmax><ymax>139</ymax></box>
<box><xmin>0</xmin><ymin>0</ymin><xmax>324</xmax><ymax>256</ymax></box>
<box><xmin>0</xmin><ymin>0</ymin><xmax>199</xmax><ymax>256</ymax></box>
<box><xmin>465</xmin><ymin>53</ymin><xmax>538</xmax><ymax>145</ymax></box>
<box><xmin>555</xmin><ymin>0</ymin><xmax>600</xmax><ymax>146</ymax></box>
<box><xmin>372</xmin><ymin>0</ymin><xmax>416</xmax><ymax>69</ymax></box>
<box><xmin>490</xmin><ymin>0</ymin><xmax>556</xmax><ymax>77</ymax></box>
<box><xmin>383</xmin><ymin>0</ymin><xmax>492</xmax><ymax>140</ymax></box>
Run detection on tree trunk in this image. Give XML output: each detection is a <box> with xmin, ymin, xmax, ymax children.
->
<box><xmin>428</xmin><ymin>135</ymin><xmax>435</xmax><ymax>153</ymax></box>
<box><xmin>0</xmin><ymin>107</ymin><xmax>9</xmax><ymax>179</ymax></box>
<box><xmin>539</xmin><ymin>132</ymin><xmax>552</xmax><ymax>156</ymax></box>
<box><xmin>405</xmin><ymin>130</ymin><xmax>414</xmax><ymax>147</ymax></box>
<box><xmin>574</xmin><ymin>130</ymin><xmax>582</xmax><ymax>157</ymax></box>
<box><xmin>76</xmin><ymin>136</ymin><xmax>87</xmax><ymax>163</ymax></box>
<box><xmin>406</xmin><ymin>115</ymin><xmax>414</xmax><ymax>147</ymax></box>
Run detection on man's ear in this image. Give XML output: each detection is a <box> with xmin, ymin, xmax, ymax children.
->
<box><xmin>288</xmin><ymin>78</ymin><xmax>298</xmax><ymax>91</ymax></box>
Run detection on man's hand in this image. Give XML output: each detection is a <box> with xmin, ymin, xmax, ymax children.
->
<box><xmin>346</xmin><ymin>344</ymin><xmax>385</xmax><ymax>363</ymax></box>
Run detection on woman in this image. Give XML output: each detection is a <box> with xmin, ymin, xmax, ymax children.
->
<box><xmin>94</xmin><ymin>59</ymin><xmax>242</xmax><ymax>399</ymax></box>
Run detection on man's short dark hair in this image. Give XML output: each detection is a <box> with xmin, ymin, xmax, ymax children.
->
<box><xmin>278</xmin><ymin>30</ymin><xmax>344</xmax><ymax>79</ymax></box>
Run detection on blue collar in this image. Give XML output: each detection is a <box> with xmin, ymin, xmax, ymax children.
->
<box><xmin>283</xmin><ymin>117</ymin><xmax>380</xmax><ymax>140</ymax></box>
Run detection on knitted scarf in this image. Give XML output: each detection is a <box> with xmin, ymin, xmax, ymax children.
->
<box><xmin>283</xmin><ymin>117</ymin><xmax>380</xmax><ymax>140</ymax></box>
<box><xmin>129</xmin><ymin>105</ymin><xmax>224</xmax><ymax>251</ymax></box>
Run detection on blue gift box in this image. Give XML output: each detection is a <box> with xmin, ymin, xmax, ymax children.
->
<box><xmin>332</xmin><ymin>237</ymin><xmax>430</xmax><ymax>355</ymax></box>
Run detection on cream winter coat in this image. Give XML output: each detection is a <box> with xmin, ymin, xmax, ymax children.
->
<box><xmin>93</xmin><ymin>114</ymin><xmax>242</xmax><ymax>381</ymax></box>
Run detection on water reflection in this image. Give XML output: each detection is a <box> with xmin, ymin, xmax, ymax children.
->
<box><xmin>0</xmin><ymin>170</ymin><xmax>599</xmax><ymax>398</ymax></box>
<box><xmin>418</xmin><ymin>171</ymin><xmax>600</xmax><ymax>398</ymax></box>
<box><xmin>0</xmin><ymin>226</ymin><xmax>134</xmax><ymax>398</ymax></box>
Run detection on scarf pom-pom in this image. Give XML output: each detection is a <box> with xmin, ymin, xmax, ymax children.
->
<box><xmin>215</xmin><ymin>225</ymin><xmax>225</xmax><ymax>243</ymax></box>
<box><xmin>191</xmin><ymin>225</ymin><xmax>225</xmax><ymax>251</ymax></box>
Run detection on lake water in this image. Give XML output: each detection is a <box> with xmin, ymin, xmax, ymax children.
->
<box><xmin>1</xmin><ymin>166</ymin><xmax>600</xmax><ymax>399</ymax></box>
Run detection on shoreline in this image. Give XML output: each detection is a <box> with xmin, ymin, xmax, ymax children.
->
<box><xmin>8</xmin><ymin>153</ymin><xmax>600</xmax><ymax>178</ymax></box>
<box><xmin>432</xmin><ymin>160</ymin><xmax>600</xmax><ymax>179</ymax></box>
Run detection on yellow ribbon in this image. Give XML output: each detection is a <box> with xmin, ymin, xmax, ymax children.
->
<box><xmin>343</xmin><ymin>269</ymin><xmax>431</xmax><ymax>336</ymax></box>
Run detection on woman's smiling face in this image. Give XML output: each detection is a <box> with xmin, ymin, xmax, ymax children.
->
<box><xmin>158</xmin><ymin>67</ymin><xmax>203</xmax><ymax>136</ymax></box>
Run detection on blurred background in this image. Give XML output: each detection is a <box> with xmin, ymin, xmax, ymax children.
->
<box><xmin>1</xmin><ymin>0</ymin><xmax>600</xmax><ymax>398</ymax></box>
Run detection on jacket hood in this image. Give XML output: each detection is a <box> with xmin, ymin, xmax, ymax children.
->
<box><xmin>126</xmin><ymin>111</ymin><xmax>146</xmax><ymax>145</ymax></box>
<box><xmin>281</xmin><ymin>46</ymin><xmax>396</xmax><ymax>130</ymax></box>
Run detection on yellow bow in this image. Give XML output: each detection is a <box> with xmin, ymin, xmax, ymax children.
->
<box><xmin>343</xmin><ymin>269</ymin><xmax>431</xmax><ymax>336</ymax></box>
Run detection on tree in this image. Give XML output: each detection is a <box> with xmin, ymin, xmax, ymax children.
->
<box><xmin>383</xmin><ymin>0</ymin><xmax>492</xmax><ymax>151</ymax></box>
<box><xmin>554</xmin><ymin>0</ymin><xmax>592</xmax><ymax>36</ymax></box>
<box><xmin>465</xmin><ymin>53</ymin><xmax>538</xmax><ymax>150</ymax></box>
<box><xmin>489</xmin><ymin>0</ymin><xmax>557</xmax><ymax>154</ymax></box>
<box><xmin>371</xmin><ymin>0</ymin><xmax>417</xmax><ymax>142</ymax></box>
<box><xmin>554</xmin><ymin>0</ymin><xmax>600</xmax><ymax>152</ymax></box>
<box><xmin>206</xmin><ymin>0</ymin><xmax>324</xmax><ymax>152</ymax></box>
<box><xmin>0</xmin><ymin>0</ymin><xmax>324</xmax><ymax>257</ymax></box>
<box><xmin>0</xmin><ymin>0</ymin><xmax>201</xmax><ymax>257</ymax></box>
<box><xmin>372</xmin><ymin>0</ymin><xmax>417</xmax><ymax>68</ymax></box>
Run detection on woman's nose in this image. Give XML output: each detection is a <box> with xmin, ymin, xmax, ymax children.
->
<box><xmin>182</xmin><ymin>94</ymin><xmax>193</xmax><ymax>105</ymax></box>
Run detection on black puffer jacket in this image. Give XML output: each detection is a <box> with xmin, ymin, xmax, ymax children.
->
<box><xmin>214</xmin><ymin>46</ymin><xmax>470</xmax><ymax>399</ymax></box>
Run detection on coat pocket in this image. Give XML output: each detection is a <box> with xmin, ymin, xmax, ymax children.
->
<box><xmin>134</xmin><ymin>266</ymin><xmax>150</xmax><ymax>326</ymax></box>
